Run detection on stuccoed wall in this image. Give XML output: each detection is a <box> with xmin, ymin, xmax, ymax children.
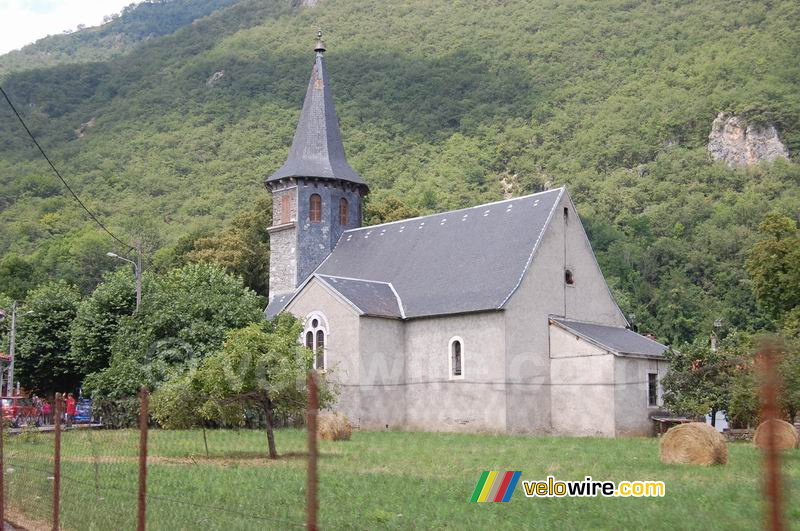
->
<box><xmin>286</xmin><ymin>278</ymin><xmax>362</xmax><ymax>423</ymax></box>
<box><xmin>403</xmin><ymin>311</ymin><xmax>507</xmax><ymax>433</ymax></box>
<box><xmin>613</xmin><ymin>356</ymin><xmax>668</xmax><ymax>436</ymax></box>
<box><xmin>503</xmin><ymin>190</ymin><xmax>628</xmax><ymax>433</ymax></box>
<box><xmin>358</xmin><ymin>316</ymin><xmax>406</xmax><ymax>429</ymax></box>
<box><xmin>549</xmin><ymin>324</ymin><xmax>615</xmax><ymax>436</ymax></box>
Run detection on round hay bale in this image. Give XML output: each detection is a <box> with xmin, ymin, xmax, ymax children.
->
<box><xmin>753</xmin><ymin>419</ymin><xmax>799</xmax><ymax>451</ymax></box>
<box><xmin>318</xmin><ymin>412</ymin><xmax>352</xmax><ymax>441</ymax></box>
<box><xmin>660</xmin><ymin>422</ymin><xmax>728</xmax><ymax>465</ymax></box>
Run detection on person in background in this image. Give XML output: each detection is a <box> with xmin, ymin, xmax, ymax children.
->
<box><xmin>32</xmin><ymin>394</ymin><xmax>43</xmax><ymax>425</ymax></box>
<box><xmin>66</xmin><ymin>393</ymin><xmax>77</xmax><ymax>427</ymax></box>
<box><xmin>41</xmin><ymin>399</ymin><xmax>52</xmax><ymax>425</ymax></box>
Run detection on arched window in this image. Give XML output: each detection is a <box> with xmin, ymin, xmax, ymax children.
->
<box><xmin>449</xmin><ymin>337</ymin><xmax>464</xmax><ymax>379</ymax></box>
<box><xmin>316</xmin><ymin>330</ymin><xmax>325</xmax><ymax>369</ymax></box>
<box><xmin>565</xmin><ymin>269</ymin><xmax>575</xmax><ymax>285</ymax></box>
<box><xmin>281</xmin><ymin>195</ymin><xmax>290</xmax><ymax>223</ymax></box>
<box><xmin>305</xmin><ymin>331</ymin><xmax>313</xmax><ymax>350</ymax></box>
<box><xmin>309</xmin><ymin>194</ymin><xmax>322</xmax><ymax>223</ymax></box>
<box><xmin>304</xmin><ymin>314</ymin><xmax>327</xmax><ymax>370</ymax></box>
<box><xmin>339</xmin><ymin>198</ymin><xmax>348</xmax><ymax>225</ymax></box>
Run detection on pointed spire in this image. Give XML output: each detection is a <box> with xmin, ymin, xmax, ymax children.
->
<box><xmin>266</xmin><ymin>31</ymin><xmax>367</xmax><ymax>189</ymax></box>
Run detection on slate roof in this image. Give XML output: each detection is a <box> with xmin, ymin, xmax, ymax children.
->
<box><xmin>266</xmin><ymin>49</ymin><xmax>367</xmax><ymax>188</ymax></box>
<box><xmin>316</xmin><ymin>275</ymin><xmax>404</xmax><ymax>318</ymax></box>
<box><xmin>264</xmin><ymin>188</ymin><xmax>565</xmax><ymax>320</ymax></box>
<box><xmin>550</xmin><ymin>317</ymin><xmax>668</xmax><ymax>358</ymax></box>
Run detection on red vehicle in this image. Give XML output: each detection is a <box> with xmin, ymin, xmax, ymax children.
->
<box><xmin>1</xmin><ymin>397</ymin><xmax>39</xmax><ymax>427</ymax></box>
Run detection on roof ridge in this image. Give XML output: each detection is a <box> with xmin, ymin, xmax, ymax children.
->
<box><xmin>316</xmin><ymin>274</ymin><xmax>393</xmax><ymax>285</ymax></box>
<box><xmin>345</xmin><ymin>187</ymin><xmax>566</xmax><ymax>233</ymax></box>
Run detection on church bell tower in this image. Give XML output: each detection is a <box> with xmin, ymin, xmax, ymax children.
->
<box><xmin>265</xmin><ymin>32</ymin><xmax>369</xmax><ymax>303</ymax></box>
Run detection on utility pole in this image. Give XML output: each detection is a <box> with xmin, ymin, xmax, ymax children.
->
<box><xmin>7</xmin><ymin>302</ymin><xmax>15</xmax><ymax>397</ymax></box>
<box><xmin>107</xmin><ymin>241</ymin><xmax>143</xmax><ymax>313</ymax></box>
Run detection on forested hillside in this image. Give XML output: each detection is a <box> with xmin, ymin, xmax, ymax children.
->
<box><xmin>0</xmin><ymin>0</ymin><xmax>240</xmax><ymax>78</ymax></box>
<box><xmin>0</xmin><ymin>0</ymin><xmax>798</xmax><ymax>346</ymax></box>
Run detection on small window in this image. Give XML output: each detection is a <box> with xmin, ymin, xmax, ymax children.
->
<box><xmin>565</xmin><ymin>269</ymin><xmax>574</xmax><ymax>285</ymax></box>
<box><xmin>309</xmin><ymin>194</ymin><xmax>322</xmax><ymax>223</ymax></box>
<box><xmin>449</xmin><ymin>337</ymin><xmax>464</xmax><ymax>379</ymax></box>
<box><xmin>563</xmin><ymin>207</ymin><xmax>569</xmax><ymax>220</ymax></box>
<box><xmin>339</xmin><ymin>198</ymin><xmax>348</xmax><ymax>225</ymax></box>
<box><xmin>648</xmin><ymin>373</ymin><xmax>658</xmax><ymax>407</ymax></box>
<box><xmin>281</xmin><ymin>195</ymin><xmax>290</xmax><ymax>223</ymax></box>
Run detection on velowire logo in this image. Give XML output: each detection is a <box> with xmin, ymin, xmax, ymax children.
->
<box><xmin>469</xmin><ymin>471</ymin><xmax>522</xmax><ymax>502</ymax></box>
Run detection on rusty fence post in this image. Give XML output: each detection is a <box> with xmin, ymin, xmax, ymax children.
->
<box><xmin>759</xmin><ymin>340</ymin><xmax>784</xmax><ymax>531</ymax></box>
<box><xmin>53</xmin><ymin>393</ymin><xmax>62</xmax><ymax>531</ymax></box>
<box><xmin>306</xmin><ymin>372</ymin><xmax>318</xmax><ymax>531</ymax></box>
<box><xmin>137</xmin><ymin>387</ymin><xmax>149</xmax><ymax>531</ymax></box>
<box><xmin>1</xmin><ymin>398</ymin><xmax>4</xmax><ymax>527</ymax></box>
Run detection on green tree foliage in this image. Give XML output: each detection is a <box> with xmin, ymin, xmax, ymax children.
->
<box><xmin>0</xmin><ymin>0</ymin><xmax>798</xmax><ymax>346</ymax></box>
<box><xmin>0</xmin><ymin>0</ymin><xmax>242</xmax><ymax>79</ymax></box>
<box><xmin>661</xmin><ymin>333</ymin><xmax>750</xmax><ymax>424</ymax></box>
<box><xmin>745</xmin><ymin>213</ymin><xmax>800</xmax><ymax>321</ymax></box>
<box><xmin>183</xmin><ymin>196</ymin><xmax>271</xmax><ymax>295</ymax></box>
<box><xmin>152</xmin><ymin>314</ymin><xmax>333</xmax><ymax>458</ymax></box>
<box><xmin>83</xmin><ymin>263</ymin><xmax>263</xmax><ymax>397</ymax></box>
<box><xmin>15</xmin><ymin>281</ymin><xmax>81</xmax><ymax>393</ymax></box>
<box><xmin>69</xmin><ymin>269</ymin><xmax>139</xmax><ymax>377</ymax></box>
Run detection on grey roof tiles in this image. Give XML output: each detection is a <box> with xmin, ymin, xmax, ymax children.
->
<box><xmin>266</xmin><ymin>51</ymin><xmax>367</xmax><ymax>188</ymax></box>
<box><xmin>551</xmin><ymin>317</ymin><xmax>668</xmax><ymax>358</ymax></box>
<box><xmin>315</xmin><ymin>188</ymin><xmax>564</xmax><ymax>318</ymax></box>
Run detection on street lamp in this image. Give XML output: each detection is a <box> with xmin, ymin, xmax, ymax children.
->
<box><xmin>107</xmin><ymin>242</ymin><xmax>142</xmax><ymax>312</ymax></box>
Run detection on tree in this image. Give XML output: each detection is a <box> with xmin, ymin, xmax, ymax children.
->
<box><xmin>83</xmin><ymin>263</ymin><xmax>264</xmax><ymax>398</ymax></box>
<box><xmin>364</xmin><ymin>194</ymin><xmax>422</xmax><ymax>226</ymax></box>
<box><xmin>153</xmin><ymin>314</ymin><xmax>333</xmax><ymax>459</ymax></box>
<box><xmin>70</xmin><ymin>269</ymin><xmax>139</xmax><ymax>378</ymax></box>
<box><xmin>745</xmin><ymin>213</ymin><xmax>800</xmax><ymax>321</ymax></box>
<box><xmin>184</xmin><ymin>196</ymin><xmax>271</xmax><ymax>296</ymax></box>
<box><xmin>15</xmin><ymin>281</ymin><xmax>81</xmax><ymax>394</ymax></box>
<box><xmin>661</xmin><ymin>333</ymin><xmax>748</xmax><ymax>425</ymax></box>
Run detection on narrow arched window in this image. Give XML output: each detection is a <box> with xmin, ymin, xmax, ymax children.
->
<box><xmin>449</xmin><ymin>337</ymin><xmax>464</xmax><ymax>379</ymax></box>
<box><xmin>304</xmin><ymin>314</ymin><xmax>327</xmax><ymax>371</ymax></box>
<box><xmin>316</xmin><ymin>330</ymin><xmax>325</xmax><ymax>370</ymax></box>
<box><xmin>305</xmin><ymin>331</ymin><xmax>313</xmax><ymax>350</ymax></box>
<box><xmin>281</xmin><ymin>195</ymin><xmax>290</xmax><ymax>223</ymax></box>
<box><xmin>309</xmin><ymin>194</ymin><xmax>322</xmax><ymax>223</ymax></box>
<box><xmin>339</xmin><ymin>198</ymin><xmax>348</xmax><ymax>225</ymax></box>
<box><xmin>565</xmin><ymin>269</ymin><xmax>575</xmax><ymax>285</ymax></box>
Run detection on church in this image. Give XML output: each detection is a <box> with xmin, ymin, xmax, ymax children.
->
<box><xmin>265</xmin><ymin>35</ymin><xmax>668</xmax><ymax>437</ymax></box>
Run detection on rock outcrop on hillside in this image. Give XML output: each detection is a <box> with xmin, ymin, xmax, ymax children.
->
<box><xmin>708</xmin><ymin>112</ymin><xmax>789</xmax><ymax>167</ymax></box>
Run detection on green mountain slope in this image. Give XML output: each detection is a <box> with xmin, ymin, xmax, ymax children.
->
<box><xmin>0</xmin><ymin>0</ymin><xmax>241</xmax><ymax>79</ymax></box>
<box><xmin>0</xmin><ymin>0</ymin><xmax>798</xmax><ymax>344</ymax></box>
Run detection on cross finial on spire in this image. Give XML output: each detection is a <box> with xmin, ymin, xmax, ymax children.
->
<box><xmin>314</xmin><ymin>29</ymin><xmax>326</xmax><ymax>53</ymax></box>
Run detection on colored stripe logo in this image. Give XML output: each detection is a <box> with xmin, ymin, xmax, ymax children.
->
<box><xmin>470</xmin><ymin>471</ymin><xmax>521</xmax><ymax>502</ymax></box>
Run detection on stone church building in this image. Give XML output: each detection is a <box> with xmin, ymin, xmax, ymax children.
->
<box><xmin>265</xmin><ymin>36</ymin><xmax>668</xmax><ymax>437</ymax></box>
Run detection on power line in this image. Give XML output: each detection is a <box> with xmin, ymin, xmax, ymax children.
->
<box><xmin>0</xmin><ymin>84</ymin><xmax>132</xmax><ymax>252</ymax></box>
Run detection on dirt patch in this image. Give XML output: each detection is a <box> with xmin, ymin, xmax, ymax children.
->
<box><xmin>6</xmin><ymin>508</ymin><xmax>50</xmax><ymax>531</ymax></box>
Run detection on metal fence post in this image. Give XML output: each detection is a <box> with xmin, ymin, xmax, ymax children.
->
<box><xmin>137</xmin><ymin>387</ymin><xmax>149</xmax><ymax>531</ymax></box>
<box><xmin>306</xmin><ymin>372</ymin><xmax>318</xmax><ymax>531</ymax></box>
<box><xmin>759</xmin><ymin>340</ymin><xmax>783</xmax><ymax>531</ymax></box>
<box><xmin>53</xmin><ymin>393</ymin><xmax>62</xmax><ymax>531</ymax></box>
<box><xmin>1</xmin><ymin>398</ymin><xmax>4</xmax><ymax>527</ymax></box>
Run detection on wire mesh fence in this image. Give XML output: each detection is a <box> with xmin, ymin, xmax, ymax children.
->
<box><xmin>0</xmin><ymin>362</ymin><xmax>795</xmax><ymax>530</ymax></box>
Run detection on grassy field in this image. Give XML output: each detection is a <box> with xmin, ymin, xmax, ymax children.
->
<box><xmin>4</xmin><ymin>428</ymin><xmax>799</xmax><ymax>530</ymax></box>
